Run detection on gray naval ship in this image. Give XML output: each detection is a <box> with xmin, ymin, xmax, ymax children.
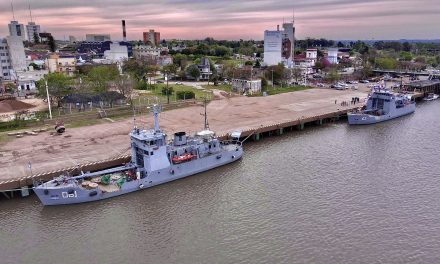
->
<box><xmin>348</xmin><ymin>89</ymin><xmax>416</xmax><ymax>125</ymax></box>
<box><xmin>33</xmin><ymin>104</ymin><xmax>243</xmax><ymax>205</ymax></box>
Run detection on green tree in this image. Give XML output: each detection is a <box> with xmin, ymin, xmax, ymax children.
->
<box><xmin>86</xmin><ymin>65</ymin><xmax>119</xmax><ymax>93</ymax></box>
<box><xmin>375</xmin><ymin>57</ymin><xmax>397</xmax><ymax>70</ymax></box>
<box><xmin>187</xmin><ymin>65</ymin><xmax>201</xmax><ymax>80</ymax></box>
<box><xmin>327</xmin><ymin>68</ymin><xmax>340</xmax><ymax>82</ymax></box>
<box><xmin>292</xmin><ymin>68</ymin><xmax>303</xmax><ymax>82</ymax></box>
<box><xmin>122</xmin><ymin>59</ymin><xmax>145</xmax><ymax>81</ymax></box>
<box><xmin>162</xmin><ymin>64</ymin><xmax>178</xmax><ymax>77</ymax></box>
<box><xmin>115</xmin><ymin>74</ymin><xmax>134</xmax><ymax>101</ymax></box>
<box><xmin>359</xmin><ymin>64</ymin><xmax>373</xmax><ymax>80</ymax></box>
<box><xmin>265</xmin><ymin>64</ymin><xmax>285</xmax><ymax>85</ymax></box>
<box><xmin>161</xmin><ymin>86</ymin><xmax>174</xmax><ymax>96</ymax></box>
<box><xmin>400</xmin><ymin>51</ymin><xmax>413</xmax><ymax>61</ymax></box>
<box><xmin>36</xmin><ymin>73</ymin><xmax>73</xmax><ymax>107</ymax></box>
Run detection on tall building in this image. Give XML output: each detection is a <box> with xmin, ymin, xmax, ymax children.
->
<box><xmin>263</xmin><ymin>20</ymin><xmax>295</xmax><ymax>67</ymax></box>
<box><xmin>0</xmin><ymin>36</ymin><xmax>27</xmax><ymax>81</ymax></box>
<box><xmin>0</xmin><ymin>39</ymin><xmax>12</xmax><ymax>80</ymax></box>
<box><xmin>26</xmin><ymin>22</ymin><xmax>41</xmax><ymax>42</ymax></box>
<box><xmin>86</xmin><ymin>34</ymin><xmax>111</xmax><ymax>42</ymax></box>
<box><xmin>143</xmin><ymin>30</ymin><xmax>160</xmax><ymax>46</ymax></box>
<box><xmin>26</xmin><ymin>2</ymin><xmax>40</xmax><ymax>42</ymax></box>
<box><xmin>263</xmin><ymin>30</ymin><xmax>283</xmax><ymax>66</ymax></box>
<box><xmin>282</xmin><ymin>22</ymin><xmax>295</xmax><ymax>67</ymax></box>
<box><xmin>6</xmin><ymin>36</ymin><xmax>27</xmax><ymax>72</ymax></box>
<box><xmin>8</xmin><ymin>21</ymin><xmax>26</xmax><ymax>41</ymax></box>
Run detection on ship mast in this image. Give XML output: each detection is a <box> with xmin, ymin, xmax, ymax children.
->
<box><xmin>152</xmin><ymin>104</ymin><xmax>161</xmax><ymax>132</ymax></box>
<box><xmin>203</xmin><ymin>98</ymin><xmax>209</xmax><ymax>130</ymax></box>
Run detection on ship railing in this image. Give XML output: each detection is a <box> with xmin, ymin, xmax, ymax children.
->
<box><xmin>220</xmin><ymin>140</ymin><xmax>242</xmax><ymax>147</ymax></box>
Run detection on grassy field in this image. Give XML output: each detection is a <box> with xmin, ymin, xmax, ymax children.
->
<box><xmin>264</xmin><ymin>85</ymin><xmax>312</xmax><ymax>96</ymax></box>
<box><xmin>134</xmin><ymin>83</ymin><xmax>211</xmax><ymax>105</ymax></box>
<box><xmin>202</xmin><ymin>84</ymin><xmax>233</xmax><ymax>93</ymax></box>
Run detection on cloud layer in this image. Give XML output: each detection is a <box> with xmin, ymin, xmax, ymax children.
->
<box><xmin>0</xmin><ymin>0</ymin><xmax>439</xmax><ymax>40</ymax></box>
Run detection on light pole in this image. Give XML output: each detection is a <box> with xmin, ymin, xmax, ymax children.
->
<box><xmin>45</xmin><ymin>79</ymin><xmax>53</xmax><ymax>119</ymax></box>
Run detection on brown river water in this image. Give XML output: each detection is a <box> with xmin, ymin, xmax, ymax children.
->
<box><xmin>1</xmin><ymin>101</ymin><xmax>439</xmax><ymax>264</ymax></box>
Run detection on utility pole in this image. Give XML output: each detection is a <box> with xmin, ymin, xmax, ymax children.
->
<box><xmin>45</xmin><ymin>79</ymin><xmax>52</xmax><ymax>119</ymax></box>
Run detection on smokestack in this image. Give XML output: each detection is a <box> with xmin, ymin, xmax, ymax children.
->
<box><xmin>122</xmin><ymin>20</ymin><xmax>126</xmax><ymax>41</ymax></box>
<box><xmin>277</xmin><ymin>25</ymin><xmax>279</xmax><ymax>31</ymax></box>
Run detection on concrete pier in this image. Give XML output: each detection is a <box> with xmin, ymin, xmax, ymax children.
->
<box><xmin>0</xmin><ymin>88</ymin><xmax>367</xmax><ymax>191</ymax></box>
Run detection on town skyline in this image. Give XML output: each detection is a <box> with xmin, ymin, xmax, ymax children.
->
<box><xmin>0</xmin><ymin>0</ymin><xmax>439</xmax><ymax>41</ymax></box>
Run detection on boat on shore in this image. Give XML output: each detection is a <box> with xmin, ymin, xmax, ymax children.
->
<box><xmin>423</xmin><ymin>93</ymin><xmax>439</xmax><ymax>101</ymax></box>
<box><xmin>33</xmin><ymin>104</ymin><xmax>244</xmax><ymax>205</ymax></box>
<box><xmin>348</xmin><ymin>89</ymin><xmax>416</xmax><ymax>125</ymax></box>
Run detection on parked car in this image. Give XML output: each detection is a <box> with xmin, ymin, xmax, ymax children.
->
<box><xmin>175</xmin><ymin>81</ymin><xmax>183</xmax><ymax>85</ymax></box>
<box><xmin>156</xmin><ymin>80</ymin><xmax>164</xmax><ymax>84</ymax></box>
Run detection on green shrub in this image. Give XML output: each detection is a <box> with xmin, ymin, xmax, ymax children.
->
<box><xmin>135</xmin><ymin>81</ymin><xmax>148</xmax><ymax>90</ymax></box>
<box><xmin>161</xmin><ymin>86</ymin><xmax>174</xmax><ymax>96</ymax></box>
<box><xmin>176</xmin><ymin>90</ymin><xmax>195</xmax><ymax>100</ymax></box>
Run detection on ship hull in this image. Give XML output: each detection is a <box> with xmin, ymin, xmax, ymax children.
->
<box><xmin>34</xmin><ymin>147</ymin><xmax>243</xmax><ymax>206</ymax></box>
<box><xmin>348</xmin><ymin>104</ymin><xmax>416</xmax><ymax>125</ymax></box>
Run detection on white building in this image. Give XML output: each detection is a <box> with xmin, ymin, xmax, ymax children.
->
<box><xmin>0</xmin><ymin>39</ymin><xmax>12</xmax><ymax>80</ymax></box>
<box><xmin>232</xmin><ymin>79</ymin><xmax>262</xmax><ymax>95</ymax></box>
<box><xmin>26</xmin><ymin>22</ymin><xmax>41</xmax><ymax>42</ymax></box>
<box><xmin>263</xmin><ymin>30</ymin><xmax>283</xmax><ymax>66</ymax></box>
<box><xmin>198</xmin><ymin>57</ymin><xmax>212</xmax><ymax>80</ymax></box>
<box><xmin>263</xmin><ymin>21</ymin><xmax>295</xmax><ymax>67</ymax></box>
<box><xmin>8</xmin><ymin>21</ymin><xmax>26</xmax><ymax>41</ymax></box>
<box><xmin>7</xmin><ymin>36</ymin><xmax>27</xmax><ymax>73</ymax></box>
<box><xmin>133</xmin><ymin>45</ymin><xmax>162</xmax><ymax>59</ymax></box>
<box><xmin>327</xmin><ymin>48</ymin><xmax>339</xmax><ymax>64</ymax></box>
<box><xmin>15</xmin><ymin>66</ymin><xmax>48</xmax><ymax>95</ymax></box>
<box><xmin>104</xmin><ymin>43</ymin><xmax>128</xmax><ymax>63</ymax></box>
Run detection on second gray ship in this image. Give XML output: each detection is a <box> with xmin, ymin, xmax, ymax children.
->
<box><xmin>348</xmin><ymin>89</ymin><xmax>416</xmax><ymax>125</ymax></box>
<box><xmin>33</xmin><ymin>104</ymin><xmax>244</xmax><ymax>205</ymax></box>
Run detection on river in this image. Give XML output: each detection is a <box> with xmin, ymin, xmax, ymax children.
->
<box><xmin>1</xmin><ymin>101</ymin><xmax>439</xmax><ymax>264</ymax></box>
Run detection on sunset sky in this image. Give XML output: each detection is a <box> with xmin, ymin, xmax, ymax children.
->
<box><xmin>0</xmin><ymin>0</ymin><xmax>439</xmax><ymax>41</ymax></box>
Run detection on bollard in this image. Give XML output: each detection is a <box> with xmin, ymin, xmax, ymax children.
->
<box><xmin>21</xmin><ymin>187</ymin><xmax>30</xmax><ymax>197</ymax></box>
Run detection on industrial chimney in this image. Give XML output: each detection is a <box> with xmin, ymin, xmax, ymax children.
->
<box><xmin>122</xmin><ymin>20</ymin><xmax>127</xmax><ymax>41</ymax></box>
<box><xmin>277</xmin><ymin>25</ymin><xmax>279</xmax><ymax>31</ymax></box>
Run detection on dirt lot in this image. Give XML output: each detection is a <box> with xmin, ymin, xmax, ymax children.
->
<box><xmin>0</xmin><ymin>88</ymin><xmax>367</xmax><ymax>181</ymax></box>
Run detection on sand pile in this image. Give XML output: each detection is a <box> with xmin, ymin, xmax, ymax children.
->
<box><xmin>0</xmin><ymin>100</ymin><xmax>35</xmax><ymax>113</ymax></box>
